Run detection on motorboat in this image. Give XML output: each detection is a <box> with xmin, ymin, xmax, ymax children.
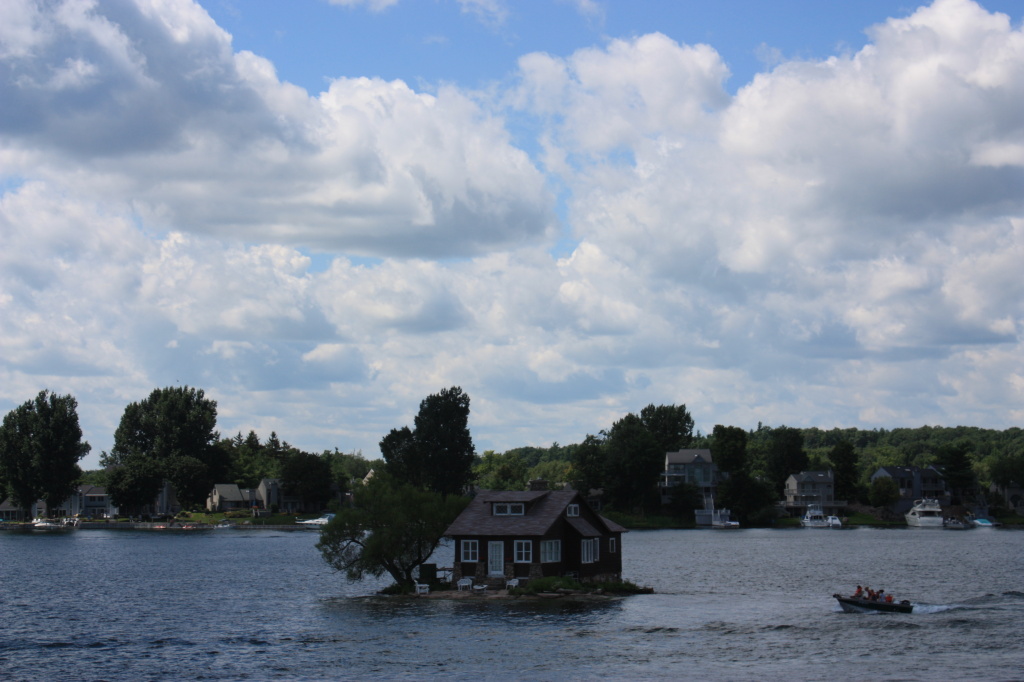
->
<box><xmin>32</xmin><ymin>518</ymin><xmax>78</xmax><ymax>531</ymax></box>
<box><xmin>943</xmin><ymin>517</ymin><xmax>971</xmax><ymax>530</ymax></box>
<box><xmin>905</xmin><ymin>499</ymin><xmax>943</xmax><ymax>527</ymax></box>
<box><xmin>972</xmin><ymin>517</ymin><xmax>999</xmax><ymax>528</ymax></box>
<box><xmin>298</xmin><ymin>513</ymin><xmax>335</xmax><ymax>526</ymax></box>
<box><xmin>801</xmin><ymin>504</ymin><xmax>841</xmax><ymax>528</ymax></box>
<box><xmin>833</xmin><ymin>593</ymin><xmax>912</xmax><ymax>614</ymax></box>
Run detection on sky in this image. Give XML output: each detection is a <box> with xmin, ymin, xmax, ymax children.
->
<box><xmin>1</xmin><ymin>0</ymin><xmax>1022</xmax><ymax>470</ymax></box>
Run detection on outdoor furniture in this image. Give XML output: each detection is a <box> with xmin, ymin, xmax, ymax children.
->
<box><xmin>414</xmin><ymin>583</ymin><xmax>430</xmax><ymax>595</ymax></box>
<box><xmin>457</xmin><ymin>577</ymin><xmax>473</xmax><ymax>591</ymax></box>
<box><xmin>505</xmin><ymin>578</ymin><xmax>520</xmax><ymax>590</ymax></box>
<box><xmin>473</xmin><ymin>584</ymin><xmax>487</xmax><ymax>594</ymax></box>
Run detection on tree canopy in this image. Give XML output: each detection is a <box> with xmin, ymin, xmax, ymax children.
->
<box><xmin>0</xmin><ymin>390</ymin><xmax>90</xmax><ymax>516</ymax></box>
<box><xmin>104</xmin><ymin>386</ymin><xmax>221</xmax><ymax>511</ymax></box>
<box><xmin>316</xmin><ymin>473</ymin><xmax>468</xmax><ymax>589</ymax></box>
<box><xmin>381</xmin><ymin>386</ymin><xmax>475</xmax><ymax>496</ymax></box>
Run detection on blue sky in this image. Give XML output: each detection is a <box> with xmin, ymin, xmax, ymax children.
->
<box><xmin>1</xmin><ymin>0</ymin><xmax>1023</xmax><ymax>469</ymax></box>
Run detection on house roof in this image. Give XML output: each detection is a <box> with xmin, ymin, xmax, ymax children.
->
<box><xmin>213</xmin><ymin>484</ymin><xmax>244</xmax><ymax>502</ymax></box>
<box><xmin>665</xmin><ymin>449</ymin><xmax>712</xmax><ymax>466</ymax></box>
<box><xmin>445</xmin><ymin>489</ymin><xmax>626</xmax><ymax>537</ymax></box>
<box><xmin>788</xmin><ymin>470</ymin><xmax>834</xmax><ymax>484</ymax></box>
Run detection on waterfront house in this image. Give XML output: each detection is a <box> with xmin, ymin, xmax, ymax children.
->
<box><xmin>445</xmin><ymin>480</ymin><xmax>626</xmax><ymax>587</ymax></box>
<box><xmin>660</xmin><ymin>449</ymin><xmax>718</xmax><ymax>504</ymax></box>
<box><xmin>206</xmin><ymin>483</ymin><xmax>251</xmax><ymax>512</ymax></box>
<box><xmin>784</xmin><ymin>470</ymin><xmax>846</xmax><ymax>516</ymax></box>
<box><xmin>51</xmin><ymin>485</ymin><xmax>118</xmax><ymax>519</ymax></box>
<box><xmin>870</xmin><ymin>465</ymin><xmax>949</xmax><ymax>514</ymax></box>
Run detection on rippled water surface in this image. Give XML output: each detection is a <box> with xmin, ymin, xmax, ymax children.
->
<box><xmin>1</xmin><ymin>526</ymin><xmax>1022</xmax><ymax>680</ymax></box>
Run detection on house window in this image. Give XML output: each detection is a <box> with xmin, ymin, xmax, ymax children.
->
<box><xmin>514</xmin><ymin>540</ymin><xmax>532</xmax><ymax>563</ymax></box>
<box><xmin>566</xmin><ymin>504</ymin><xmax>579</xmax><ymax>517</ymax></box>
<box><xmin>609</xmin><ymin>537</ymin><xmax>616</xmax><ymax>553</ymax></box>
<box><xmin>461</xmin><ymin>539</ymin><xmax>479</xmax><ymax>562</ymax></box>
<box><xmin>581</xmin><ymin>538</ymin><xmax>599</xmax><ymax>564</ymax></box>
<box><xmin>493</xmin><ymin>502</ymin><xmax>525</xmax><ymax>516</ymax></box>
<box><xmin>540</xmin><ymin>539</ymin><xmax>561</xmax><ymax>563</ymax></box>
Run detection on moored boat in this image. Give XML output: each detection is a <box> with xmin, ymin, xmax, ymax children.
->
<box><xmin>801</xmin><ymin>504</ymin><xmax>841</xmax><ymax>528</ymax></box>
<box><xmin>943</xmin><ymin>517</ymin><xmax>971</xmax><ymax>530</ymax></box>
<box><xmin>905</xmin><ymin>499</ymin><xmax>943</xmax><ymax>527</ymax></box>
<box><xmin>972</xmin><ymin>517</ymin><xmax>999</xmax><ymax>528</ymax></box>
<box><xmin>833</xmin><ymin>593</ymin><xmax>912</xmax><ymax>614</ymax></box>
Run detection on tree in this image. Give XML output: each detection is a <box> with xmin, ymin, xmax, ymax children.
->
<box><xmin>765</xmin><ymin>426</ymin><xmax>808</xmax><ymax>496</ymax></box>
<box><xmin>381</xmin><ymin>387</ymin><xmax>475</xmax><ymax>497</ymax></box>
<box><xmin>711</xmin><ymin>425</ymin><xmax>747</xmax><ymax>475</ymax></box>
<box><xmin>639</xmin><ymin>404</ymin><xmax>695</xmax><ymax>455</ymax></box>
<box><xmin>474</xmin><ymin>450</ymin><xmax>528</xmax><ymax>491</ymax></box>
<box><xmin>936</xmin><ymin>441</ymin><xmax>977</xmax><ymax>505</ymax></box>
<box><xmin>105</xmin><ymin>458</ymin><xmax>164</xmax><ymax>516</ymax></box>
<box><xmin>0</xmin><ymin>390</ymin><xmax>90</xmax><ymax>517</ymax></box>
<box><xmin>380</xmin><ymin>426</ymin><xmax>419</xmax><ymax>487</ymax></box>
<box><xmin>716</xmin><ymin>472</ymin><xmax>777</xmax><ymax>525</ymax></box>
<box><xmin>316</xmin><ymin>473</ymin><xmax>468</xmax><ymax>589</ymax></box>
<box><xmin>868</xmin><ymin>476</ymin><xmax>900</xmax><ymax>509</ymax></box>
<box><xmin>603</xmin><ymin>413</ymin><xmax>662</xmax><ymax>512</ymax></box>
<box><xmin>104</xmin><ymin>386</ymin><xmax>219</xmax><ymax>510</ymax></box>
<box><xmin>829</xmin><ymin>439</ymin><xmax>860</xmax><ymax>503</ymax></box>
<box><xmin>569</xmin><ymin>434</ymin><xmax>606</xmax><ymax>495</ymax></box>
<box><xmin>280</xmin><ymin>451</ymin><xmax>333</xmax><ymax>510</ymax></box>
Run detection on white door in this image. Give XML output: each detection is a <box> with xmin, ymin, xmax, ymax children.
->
<box><xmin>488</xmin><ymin>541</ymin><xmax>504</xmax><ymax>576</ymax></box>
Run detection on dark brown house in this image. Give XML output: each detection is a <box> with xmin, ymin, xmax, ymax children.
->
<box><xmin>445</xmin><ymin>486</ymin><xmax>626</xmax><ymax>586</ymax></box>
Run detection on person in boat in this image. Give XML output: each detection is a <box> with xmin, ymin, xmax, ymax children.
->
<box><xmin>876</xmin><ymin>589</ymin><xmax>885</xmax><ymax>602</ymax></box>
<box><xmin>852</xmin><ymin>585</ymin><xmax>863</xmax><ymax>598</ymax></box>
<box><xmin>885</xmin><ymin>594</ymin><xmax>894</xmax><ymax>604</ymax></box>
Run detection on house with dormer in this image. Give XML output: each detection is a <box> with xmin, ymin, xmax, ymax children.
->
<box><xmin>445</xmin><ymin>480</ymin><xmax>625</xmax><ymax>586</ymax></box>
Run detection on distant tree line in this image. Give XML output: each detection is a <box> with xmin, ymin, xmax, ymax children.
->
<box><xmin>3</xmin><ymin>382</ymin><xmax>1023</xmax><ymax>529</ymax></box>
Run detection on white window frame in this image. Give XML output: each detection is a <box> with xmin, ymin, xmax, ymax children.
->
<box><xmin>566</xmin><ymin>504</ymin><xmax>579</xmax><ymax>517</ymax></box>
<box><xmin>581</xmin><ymin>538</ymin><xmax>599</xmax><ymax>564</ymax></box>
<box><xmin>514</xmin><ymin>539</ymin><xmax>532</xmax><ymax>563</ymax></box>
<box><xmin>493</xmin><ymin>502</ymin><xmax>525</xmax><ymax>516</ymax></box>
<box><xmin>461</xmin><ymin>539</ymin><xmax>479</xmax><ymax>562</ymax></box>
<box><xmin>540</xmin><ymin>539</ymin><xmax>561</xmax><ymax>563</ymax></box>
<box><xmin>609</xmin><ymin>537</ymin><xmax>616</xmax><ymax>554</ymax></box>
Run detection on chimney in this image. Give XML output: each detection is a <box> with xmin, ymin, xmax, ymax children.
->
<box><xmin>529</xmin><ymin>478</ymin><xmax>547</xmax><ymax>491</ymax></box>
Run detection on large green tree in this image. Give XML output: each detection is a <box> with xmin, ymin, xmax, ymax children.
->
<box><xmin>316</xmin><ymin>473</ymin><xmax>468</xmax><ymax>589</ymax></box>
<box><xmin>603</xmin><ymin>413</ymin><xmax>663</xmax><ymax>512</ymax></box>
<box><xmin>639</xmin><ymin>403</ymin><xmax>695</xmax><ymax>455</ymax></box>
<box><xmin>829</xmin><ymin>439</ymin><xmax>860</xmax><ymax>504</ymax></box>
<box><xmin>569</xmin><ymin>434</ymin><xmax>606</xmax><ymax>496</ymax></box>
<box><xmin>711</xmin><ymin>425</ymin><xmax>747</xmax><ymax>475</ymax></box>
<box><xmin>0</xmin><ymin>390</ymin><xmax>90</xmax><ymax>517</ymax></box>
<box><xmin>765</xmin><ymin>426</ymin><xmax>808</xmax><ymax>496</ymax></box>
<box><xmin>280</xmin><ymin>451</ymin><xmax>334</xmax><ymax>510</ymax></box>
<box><xmin>936</xmin><ymin>441</ymin><xmax>977</xmax><ymax>505</ymax></box>
<box><xmin>381</xmin><ymin>386</ymin><xmax>475</xmax><ymax>497</ymax></box>
<box><xmin>104</xmin><ymin>386</ymin><xmax>220</xmax><ymax>510</ymax></box>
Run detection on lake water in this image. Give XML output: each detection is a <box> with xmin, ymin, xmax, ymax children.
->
<box><xmin>1</xmin><ymin>526</ymin><xmax>1022</xmax><ymax>681</ymax></box>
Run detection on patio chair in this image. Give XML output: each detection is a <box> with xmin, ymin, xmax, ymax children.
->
<box><xmin>457</xmin><ymin>577</ymin><xmax>473</xmax><ymax>591</ymax></box>
<box><xmin>505</xmin><ymin>578</ymin><xmax>520</xmax><ymax>590</ymax></box>
<box><xmin>414</xmin><ymin>583</ymin><xmax>430</xmax><ymax>595</ymax></box>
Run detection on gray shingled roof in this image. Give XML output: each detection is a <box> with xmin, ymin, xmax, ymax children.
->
<box><xmin>445</xmin><ymin>489</ymin><xmax>625</xmax><ymax>537</ymax></box>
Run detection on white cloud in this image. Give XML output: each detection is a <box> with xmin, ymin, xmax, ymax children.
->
<box><xmin>1</xmin><ymin>0</ymin><xmax>1022</xmax><ymax>467</ymax></box>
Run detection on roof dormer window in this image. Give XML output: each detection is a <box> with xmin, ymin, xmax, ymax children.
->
<box><xmin>493</xmin><ymin>502</ymin><xmax>524</xmax><ymax>516</ymax></box>
<box><xmin>566</xmin><ymin>504</ymin><xmax>579</xmax><ymax>517</ymax></box>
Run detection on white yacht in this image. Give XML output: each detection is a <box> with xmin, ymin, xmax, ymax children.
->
<box><xmin>801</xmin><ymin>504</ymin><xmax>841</xmax><ymax>528</ymax></box>
<box><xmin>905</xmin><ymin>499</ymin><xmax>943</xmax><ymax>527</ymax></box>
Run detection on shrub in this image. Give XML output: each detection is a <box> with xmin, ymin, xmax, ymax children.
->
<box><xmin>519</xmin><ymin>576</ymin><xmax>583</xmax><ymax>593</ymax></box>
